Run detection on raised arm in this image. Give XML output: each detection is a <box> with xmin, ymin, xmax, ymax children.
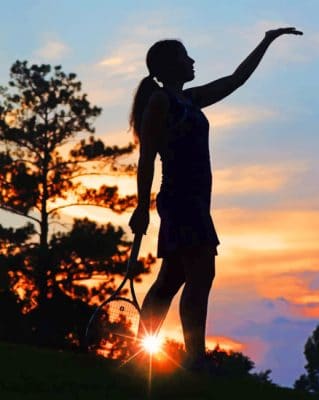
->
<box><xmin>186</xmin><ymin>27</ymin><xmax>303</xmax><ymax>109</ymax></box>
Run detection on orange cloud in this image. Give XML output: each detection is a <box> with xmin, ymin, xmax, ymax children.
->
<box><xmin>298</xmin><ymin>306</ymin><xmax>319</xmax><ymax>319</ymax></box>
<box><xmin>209</xmin><ymin>207</ymin><xmax>319</xmax><ymax>310</ymax></box>
<box><xmin>205</xmin><ymin>105</ymin><xmax>278</xmax><ymax>130</ymax></box>
<box><xmin>215</xmin><ymin>208</ymin><xmax>319</xmax><ymax>252</ymax></box>
<box><xmin>214</xmin><ymin>164</ymin><xmax>303</xmax><ymax>194</ymax></box>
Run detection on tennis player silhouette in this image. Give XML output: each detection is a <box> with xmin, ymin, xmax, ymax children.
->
<box><xmin>128</xmin><ymin>27</ymin><xmax>302</xmax><ymax>371</ymax></box>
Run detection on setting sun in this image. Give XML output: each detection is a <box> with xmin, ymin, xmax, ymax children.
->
<box><xmin>142</xmin><ymin>335</ymin><xmax>163</xmax><ymax>354</ymax></box>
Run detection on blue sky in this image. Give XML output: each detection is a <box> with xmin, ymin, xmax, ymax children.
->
<box><xmin>0</xmin><ymin>0</ymin><xmax>318</xmax><ymax>387</ymax></box>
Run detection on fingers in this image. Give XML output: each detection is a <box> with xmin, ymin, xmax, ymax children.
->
<box><xmin>265</xmin><ymin>27</ymin><xmax>303</xmax><ymax>41</ymax></box>
<box><xmin>287</xmin><ymin>27</ymin><xmax>303</xmax><ymax>35</ymax></box>
<box><xmin>281</xmin><ymin>27</ymin><xmax>303</xmax><ymax>35</ymax></box>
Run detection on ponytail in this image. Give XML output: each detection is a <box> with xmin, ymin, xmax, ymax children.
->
<box><xmin>129</xmin><ymin>75</ymin><xmax>160</xmax><ymax>146</ymax></box>
<box><xmin>129</xmin><ymin>39</ymin><xmax>183</xmax><ymax>146</ymax></box>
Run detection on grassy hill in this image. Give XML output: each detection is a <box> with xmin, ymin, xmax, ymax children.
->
<box><xmin>0</xmin><ymin>342</ymin><xmax>312</xmax><ymax>400</ymax></box>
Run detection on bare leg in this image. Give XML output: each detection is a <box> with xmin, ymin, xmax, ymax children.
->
<box><xmin>179</xmin><ymin>245</ymin><xmax>215</xmax><ymax>359</ymax></box>
<box><xmin>137</xmin><ymin>253</ymin><xmax>185</xmax><ymax>338</ymax></box>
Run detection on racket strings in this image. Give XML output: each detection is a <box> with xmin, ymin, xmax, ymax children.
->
<box><xmin>107</xmin><ymin>299</ymin><xmax>140</xmax><ymax>334</ymax></box>
<box><xmin>92</xmin><ymin>299</ymin><xmax>140</xmax><ymax>344</ymax></box>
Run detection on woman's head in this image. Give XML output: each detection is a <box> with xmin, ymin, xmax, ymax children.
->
<box><xmin>129</xmin><ymin>39</ymin><xmax>195</xmax><ymax>145</ymax></box>
<box><xmin>146</xmin><ymin>39</ymin><xmax>194</xmax><ymax>84</ymax></box>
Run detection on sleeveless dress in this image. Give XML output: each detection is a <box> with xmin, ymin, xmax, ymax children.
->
<box><xmin>156</xmin><ymin>87</ymin><xmax>220</xmax><ymax>258</ymax></box>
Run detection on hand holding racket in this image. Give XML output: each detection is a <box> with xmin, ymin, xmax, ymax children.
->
<box><xmin>129</xmin><ymin>205</ymin><xmax>149</xmax><ymax>235</ymax></box>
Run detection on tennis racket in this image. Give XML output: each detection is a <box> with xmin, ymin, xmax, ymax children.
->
<box><xmin>85</xmin><ymin>232</ymin><xmax>143</xmax><ymax>354</ymax></box>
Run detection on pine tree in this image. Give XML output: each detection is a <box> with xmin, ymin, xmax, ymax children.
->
<box><xmin>0</xmin><ymin>61</ymin><xmax>156</xmax><ymax>347</ymax></box>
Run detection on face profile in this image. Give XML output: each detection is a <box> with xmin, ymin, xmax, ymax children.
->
<box><xmin>161</xmin><ymin>43</ymin><xmax>195</xmax><ymax>85</ymax></box>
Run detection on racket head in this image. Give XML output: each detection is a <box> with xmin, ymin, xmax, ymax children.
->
<box><xmin>86</xmin><ymin>297</ymin><xmax>140</xmax><ymax>358</ymax></box>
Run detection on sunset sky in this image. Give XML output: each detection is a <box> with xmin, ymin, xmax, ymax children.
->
<box><xmin>0</xmin><ymin>0</ymin><xmax>318</xmax><ymax>387</ymax></box>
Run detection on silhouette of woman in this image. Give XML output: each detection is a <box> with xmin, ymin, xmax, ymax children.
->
<box><xmin>128</xmin><ymin>27</ymin><xmax>302</xmax><ymax>370</ymax></box>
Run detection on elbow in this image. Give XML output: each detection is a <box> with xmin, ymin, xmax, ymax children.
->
<box><xmin>138</xmin><ymin>156</ymin><xmax>155</xmax><ymax>171</ymax></box>
<box><xmin>139</xmin><ymin>147</ymin><xmax>157</xmax><ymax>166</ymax></box>
<box><xmin>231</xmin><ymin>73</ymin><xmax>247</xmax><ymax>89</ymax></box>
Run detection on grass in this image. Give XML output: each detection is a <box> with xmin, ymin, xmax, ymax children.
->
<box><xmin>0</xmin><ymin>341</ymin><xmax>313</xmax><ymax>400</ymax></box>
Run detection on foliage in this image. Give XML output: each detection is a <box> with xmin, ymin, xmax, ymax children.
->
<box><xmin>294</xmin><ymin>324</ymin><xmax>319</xmax><ymax>394</ymax></box>
<box><xmin>206</xmin><ymin>344</ymin><xmax>255</xmax><ymax>377</ymax></box>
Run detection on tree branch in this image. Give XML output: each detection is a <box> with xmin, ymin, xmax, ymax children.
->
<box><xmin>11</xmin><ymin>158</ymin><xmax>39</xmax><ymax>167</ymax></box>
<box><xmin>47</xmin><ymin>202</ymin><xmax>129</xmax><ymax>216</ymax></box>
<box><xmin>47</xmin><ymin>158</ymin><xmax>113</xmax><ymax>171</ymax></box>
<box><xmin>68</xmin><ymin>172</ymin><xmax>113</xmax><ymax>180</ymax></box>
<box><xmin>49</xmin><ymin>219</ymin><xmax>72</xmax><ymax>230</ymax></box>
<box><xmin>0</xmin><ymin>205</ymin><xmax>40</xmax><ymax>224</ymax></box>
<box><xmin>9</xmin><ymin>139</ymin><xmax>43</xmax><ymax>161</ymax></box>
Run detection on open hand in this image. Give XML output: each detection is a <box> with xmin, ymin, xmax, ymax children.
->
<box><xmin>265</xmin><ymin>27</ymin><xmax>303</xmax><ymax>41</ymax></box>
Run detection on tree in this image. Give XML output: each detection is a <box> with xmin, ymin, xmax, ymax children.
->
<box><xmin>206</xmin><ymin>345</ymin><xmax>255</xmax><ymax>377</ymax></box>
<box><xmin>0</xmin><ymin>61</ymin><xmax>156</xmax><ymax>347</ymax></box>
<box><xmin>0</xmin><ymin>223</ymin><xmax>35</xmax><ymax>342</ymax></box>
<box><xmin>294</xmin><ymin>324</ymin><xmax>319</xmax><ymax>393</ymax></box>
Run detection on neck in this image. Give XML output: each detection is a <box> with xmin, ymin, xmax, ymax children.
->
<box><xmin>162</xmin><ymin>81</ymin><xmax>184</xmax><ymax>94</ymax></box>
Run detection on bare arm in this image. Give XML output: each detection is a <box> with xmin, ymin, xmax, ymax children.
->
<box><xmin>136</xmin><ymin>90</ymin><xmax>169</xmax><ymax>210</ymax></box>
<box><xmin>186</xmin><ymin>27</ymin><xmax>303</xmax><ymax>109</ymax></box>
<box><xmin>128</xmin><ymin>90</ymin><xmax>169</xmax><ymax>235</ymax></box>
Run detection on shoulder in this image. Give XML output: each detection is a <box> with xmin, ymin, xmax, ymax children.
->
<box><xmin>182</xmin><ymin>88</ymin><xmax>197</xmax><ymax>105</ymax></box>
<box><xmin>141</xmin><ymin>89</ymin><xmax>170</xmax><ymax>127</ymax></box>
<box><xmin>141</xmin><ymin>90</ymin><xmax>170</xmax><ymax>130</ymax></box>
<box><xmin>147</xmin><ymin>89</ymin><xmax>170</xmax><ymax>113</ymax></box>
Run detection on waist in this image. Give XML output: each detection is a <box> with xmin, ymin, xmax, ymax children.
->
<box><xmin>160</xmin><ymin>175</ymin><xmax>212</xmax><ymax>197</ymax></box>
<box><xmin>157</xmin><ymin>187</ymin><xmax>212</xmax><ymax>211</ymax></box>
<box><xmin>161</xmin><ymin>166</ymin><xmax>211</xmax><ymax>188</ymax></box>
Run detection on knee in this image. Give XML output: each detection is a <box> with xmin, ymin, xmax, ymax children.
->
<box><xmin>149</xmin><ymin>279</ymin><xmax>179</xmax><ymax>301</ymax></box>
<box><xmin>194</xmin><ymin>273</ymin><xmax>214</xmax><ymax>293</ymax></box>
<box><xmin>183</xmin><ymin>250</ymin><xmax>215</xmax><ymax>290</ymax></box>
<box><xmin>200</xmin><ymin>266</ymin><xmax>215</xmax><ymax>289</ymax></box>
<box><xmin>208</xmin><ymin>266</ymin><xmax>216</xmax><ymax>283</ymax></box>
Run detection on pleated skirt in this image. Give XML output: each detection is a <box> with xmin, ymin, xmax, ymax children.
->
<box><xmin>156</xmin><ymin>191</ymin><xmax>220</xmax><ymax>259</ymax></box>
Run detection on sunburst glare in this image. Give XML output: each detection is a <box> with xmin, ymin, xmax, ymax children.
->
<box><xmin>142</xmin><ymin>335</ymin><xmax>163</xmax><ymax>354</ymax></box>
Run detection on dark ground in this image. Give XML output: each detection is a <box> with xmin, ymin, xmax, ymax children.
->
<box><xmin>0</xmin><ymin>342</ymin><xmax>312</xmax><ymax>400</ymax></box>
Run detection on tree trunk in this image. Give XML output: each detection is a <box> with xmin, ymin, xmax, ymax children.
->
<box><xmin>38</xmin><ymin>214</ymin><xmax>48</xmax><ymax>306</ymax></box>
<box><xmin>38</xmin><ymin>143</ymin><xmax>50</xmax><ymax>307</ymax></box>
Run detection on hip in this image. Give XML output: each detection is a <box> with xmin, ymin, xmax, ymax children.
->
<box><xmin>156</xmin><ymin>191</ymin><xmax>211</xmax><ymax>220</ymax></box>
